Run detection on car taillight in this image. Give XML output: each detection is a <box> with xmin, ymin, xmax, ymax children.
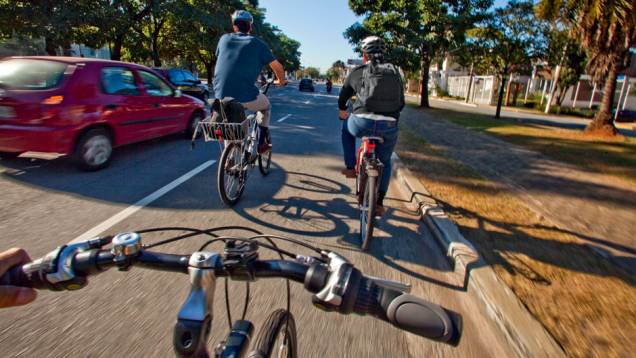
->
<box><xmin>41</xmin><ymin>95</ymin><xmax>64</xmax><ymax>105</ymax></box>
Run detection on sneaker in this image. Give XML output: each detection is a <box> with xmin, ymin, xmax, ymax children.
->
<box><xmin>341</xmin><ymin>168</ymin><xmax>356</xmax><ymax>178</ymax></box>
<box><xmin>257</xmin><ymin>143</ymin><xmax>272</xmax><ymax>154</ymax></box>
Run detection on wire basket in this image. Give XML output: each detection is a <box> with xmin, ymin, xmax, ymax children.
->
<box><xmin>198</xmin><ymin>119</ymin><xmax>249</xmax><ymax>143</ymax></box>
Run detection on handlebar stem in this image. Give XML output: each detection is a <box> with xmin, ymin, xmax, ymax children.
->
<box><xmin>174</xmin><ymin>251</ymin><xmax>222</xmax><ymax>358</ymax></box>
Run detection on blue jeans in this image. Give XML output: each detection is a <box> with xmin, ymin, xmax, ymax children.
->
<box><xmin>341</xmin><ymin>114</ymin><xmax>398</xmax><ymax>196</ymax></box>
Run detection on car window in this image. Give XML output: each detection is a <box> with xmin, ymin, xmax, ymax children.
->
<box><xmin>182</xmin><ymin>70</ymin><xmax>196</xmax><ymax>82</ymax></box>
<box><xmin>100</xmin><ymin>67</ymin><xmax>139</xmax><ymax>96</ymax></box>
<box><xmin>0</xmin><ymin>59</ymin><xmax>67</xmax><ymax>90</ymax></box>
<box><xmin>139</xmin><ymin>70</ymin><xmax>173</xmax><ymax>96</ymax></box>
<box><xmin>168</xmin><ymin>69</ymin><xmax>183</xmax><ymax>83</ymax></box>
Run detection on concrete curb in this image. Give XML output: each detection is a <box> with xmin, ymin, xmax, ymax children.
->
<box><xmin>391</xmin><ymin>153</ymin><xmax>565</xmax><ymax>357</ymax></box>
<box><xmin>405</xmin><ymin>94</ymin><xmax>479</xmax><ymax>108</ymax></box>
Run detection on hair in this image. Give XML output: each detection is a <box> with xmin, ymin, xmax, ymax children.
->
<box><xmin>234</xmin><ymin>20</ymin><xmax>251</xmax><ymax>33</ymax></box>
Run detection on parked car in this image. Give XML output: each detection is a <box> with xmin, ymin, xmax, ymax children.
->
<box><xmin>153</xmin><ymin>68</ymin><xmax>210</xmax><ymax>102</ymax></box>
<box><xmin>0</xmin><ymin>56</ymin><xmax>206</xmax><ymax>170</ymax></box>
<box><xmin>299</xmin><ymin>78</ymin><xmax>315</xmax><ymax>92</ymax></box>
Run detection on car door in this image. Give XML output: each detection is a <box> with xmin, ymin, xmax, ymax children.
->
<box><xmin>137</xmin><ymin>69</ymin><xmax>187</xmax><ymax>137</ymax></box>
<box><xmin>98</xmin><ymin>66</ymin><xmax>150</xmax><ymax>145</ymax></box>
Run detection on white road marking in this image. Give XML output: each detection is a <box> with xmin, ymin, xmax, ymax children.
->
<box><xmin>304</xmin><ymin>100</ymin><xmax>311</xmax><ymax>105</ymax></box>
<box><xmin>277</xmin><ymin>114</ymin><xmax>292</xmax><ymax>122</ymax></box>
<box><xmin>69</xmin><ymin>160</ymin><xmax>216</xmax><ymax>243</ymax></box>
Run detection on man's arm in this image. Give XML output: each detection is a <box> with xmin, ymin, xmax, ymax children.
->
<box><xmin>338</xmin><ymin>71</ymin><xmax>355</xmax><ymax>119</ymax></box>
<box><xmin>268</xmin><ymin>60</ymin><xmax>287</xmax><ymax>86</ymax></box>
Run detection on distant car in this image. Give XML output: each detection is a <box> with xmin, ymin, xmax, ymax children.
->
<box><xmin>299</xmin><ymin>78</ymin><xmax>315</xmax><ymax>92</ymax></box>
<box><xmin>0</xmin><ymin>56</ymin><xmax>206</xmax><ymax>170</ymax></box>
<box><xmin>153</xmin><ymin>68</ymin><xmax>210</xmax><ymax>102</ymax></box>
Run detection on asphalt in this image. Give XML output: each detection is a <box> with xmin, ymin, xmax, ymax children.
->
<box><xmin>0</xmin><ymin>83</ymin><xmax>512</xmax><ymax>357</ymax></box>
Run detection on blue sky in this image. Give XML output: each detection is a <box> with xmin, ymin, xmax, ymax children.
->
<box><xmin>259</xmin><ymin>0</ymin><xmax>510</xmax><ymax>72</ymax></box>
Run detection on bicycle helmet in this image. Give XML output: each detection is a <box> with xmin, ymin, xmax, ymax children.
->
<box><xmin>232</xmin><ymin>10</ymin><xmax>253</xmax><ymax>24</ymax></box>
<box><xmin>361</xmin><ymin>36</ymin><xmax>386</xmax><ymax>55</ymax></box>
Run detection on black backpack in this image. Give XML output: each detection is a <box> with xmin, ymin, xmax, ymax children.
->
<box><xmin>357</xmin><ymin>62</ymin><xmax>404</xmax><ymax>113</ymax></box>
<box><xmin>211</xmin><ymin>97</ymin><xmax>246</xmax><ymax>124</ymax></box>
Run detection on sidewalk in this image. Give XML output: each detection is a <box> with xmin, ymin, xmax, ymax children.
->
<box><xmin>401</xmin><ymin>105</ymin><xmax>636</xmax><ymax>274</ymax></box>
<box><xmin>394</xmin><ymin>105</ymin><xmax>636</xmax><ymax>357</ymax></box>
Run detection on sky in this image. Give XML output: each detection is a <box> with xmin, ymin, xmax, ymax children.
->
<box><xmin>259</xmin><ymin>0</ymin><xmax>510</xmax><ymax>73</ymax></box>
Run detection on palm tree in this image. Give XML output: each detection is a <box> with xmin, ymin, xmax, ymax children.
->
<box><xmin>537</xmin><ymin>0</ymin><xmax>636</xmax><ymax>135</ymax></box>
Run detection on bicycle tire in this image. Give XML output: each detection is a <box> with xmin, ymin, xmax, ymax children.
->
<box><xmin>258</xmin><ymin>149</ymin><xmax>271</xmax><ymax>176</ymax></box>
<box><xmin>360</xmin><ymin>175</ymin><xmax>376</xmax><ymax>251</ymax></box>
<box><xmin>218</xmin><ymin>142</ymin><xmax>246</xmax><ymax>206</ymax></box>
<box><xmin>248</xmin><ymin>309</ymin><xmax>298</xmax><ymax>358</ymax></box>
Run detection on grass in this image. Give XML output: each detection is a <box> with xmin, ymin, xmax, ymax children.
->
<box><xmin>395</xmin><ymin>121</ymin><xmax>636</xmax><ymax>358</ymax></box>
<box><xmin>438</xmin><ymin>110</ymin><xmax>636</xmax><ymax>185</ymax></box>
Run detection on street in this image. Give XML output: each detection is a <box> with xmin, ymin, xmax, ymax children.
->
<box><xmin>0</xmin><ymin>82</ymin><xmax>513</xmax><ymax>357</ymax></box>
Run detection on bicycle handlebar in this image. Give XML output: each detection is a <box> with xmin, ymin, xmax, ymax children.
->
<box><xmin>0</xmin><ymin>237</ymin><xmax>461</xmax><ymax>346</ymax></box>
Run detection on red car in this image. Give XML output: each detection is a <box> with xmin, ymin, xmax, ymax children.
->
<box><xmin>0</xmin><ymin>56</ymin><xmax>206</xmax><ymax>170</ymax></box>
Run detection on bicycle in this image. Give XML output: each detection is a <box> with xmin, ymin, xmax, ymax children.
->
<box><xmin>194</xmin><ymin>82</ymin><xmax>274</xmax><ymax>206</ymax></box>
<box><xmin>355</xmin><ymin>136</ymin><xmax>384</xmax><ymax>250</ymax></box>
<box><xmin>1</xmin><ymin>226</ymin><xmax>462</xmax><ymax>357</ymax></box>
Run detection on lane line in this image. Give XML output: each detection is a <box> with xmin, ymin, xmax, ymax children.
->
<box><xmin>69</xmin><ymin>160</ymin><xmax>216</xmax><ymax>243</ymax></box>
<box><xmin>277</xmin><ymin>114</ymin><xmax>292</xmax><ymax>122</ymax></box>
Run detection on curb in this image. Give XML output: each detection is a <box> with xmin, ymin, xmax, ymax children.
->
<box><xmin>391</xmin><ymin>153</ymin><xmax>565</xmax><ymax>358</ymax></box>
<box><xmin>406</xmin><ymin>94</ymin><xmax>479</xmax><ymax>108</ymax></box>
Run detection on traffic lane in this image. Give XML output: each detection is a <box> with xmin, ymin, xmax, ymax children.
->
<box><xmin>0</xmin><ymin>154</ymin><xmax>511</xmax><ymax>357</ymax></box>
<box><xmin>0</xmin><ymin>134</ymin><xmax>221</xmax><ymax>252</ymax></box>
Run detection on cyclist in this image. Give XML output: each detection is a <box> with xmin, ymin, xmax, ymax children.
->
<box><xmin>338</xmin><ymin>36</ymin><xmax>405</xmax><ymax>216</ymax></box>
<box><xmin>213</xmin><ymin>10</ymin><xmax>288</xmax><ymax>154</ymax></box>
<box><xmin>0</xmin><ymin>248</ymin><xmax>36</xmax><ymax>308</ymax></box>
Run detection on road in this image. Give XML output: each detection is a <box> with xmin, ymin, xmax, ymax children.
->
<box><xmin>0</xmin><ymin>83</ymin><xmax>513</xmax><ymax>357</ymax></box>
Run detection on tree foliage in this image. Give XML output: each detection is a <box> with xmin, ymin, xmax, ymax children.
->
<box><xmin>537</xmin><ymin>0</ymin><xmax>636</xmax><ymax>134</ymax></box>
<box><xmin>0</xmin><ymin>0</ymin><xmax>301</xmax><ymax>83</ymax></box>
<box><xmin>345</xmin><ymin>0</ymin><xmax>492</xmax><ymax>107</ymax></box>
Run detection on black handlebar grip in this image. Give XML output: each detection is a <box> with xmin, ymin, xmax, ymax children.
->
<box><xmin>383</xmin><ymin>292</ymin><xmax>462</xmax><ymax>346</ymax></box>
<box><xmin>0</xmin><ymin>263</ymin><xmax>50</xmax><ymax>289</ymax></box>
<box><xmin>348</xmin><ymin>275</ymin><xmax>462</xmax><ymax>345</ymax></box>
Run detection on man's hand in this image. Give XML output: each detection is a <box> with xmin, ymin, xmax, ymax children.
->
<box><xmin>274</xmin><ymin>78</ymin><xmax>288</xmax><ymax>86</ymax></box>
<box><xmin>339</xmin><ymin>110</ymin><xmax>349</xmax><ymax>120</ymax></box>
<box><xmin>0</xmin><ymin>248</ymin><xmax>37</xmax><ymax>309</ymax></box>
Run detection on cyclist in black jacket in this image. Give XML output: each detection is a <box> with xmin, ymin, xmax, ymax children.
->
<box><xmin>338</xmin><ymin>36</ymin><xmax>405</xmax><ymax>216</ymax></box>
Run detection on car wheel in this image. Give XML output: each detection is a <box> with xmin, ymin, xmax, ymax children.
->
<box><xmin>0</xmin><ymin>152</ymin><xmax>21</xmax><ymax>159</ymax></box>
<box><xmin>186</xmin><ymin>112</ymin><xmax>204</xmax><ymax>139</ymax></box>
<box><xmin>74</xmin><ymin>128</ymin><xmax>113</xmax><ymax>171</ymax></box>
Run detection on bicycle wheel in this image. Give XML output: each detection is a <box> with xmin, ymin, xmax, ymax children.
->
<box><xmin>360</xmin><ymin>175</ymin><xmax>376</xmax><ymax>251</ymax></box>
<box><xmin>258</xmin><ymin>149</ymin><xmax>271</xmax><ymax>176</ymax></box>
<box><xmin>249</xmin><ymin>309</ymin><xmax>297</xmax><ymax>358</ymax></box>
<box><xmin>217</xmin><ymin>142</ymin><xmax>246</xmax><ymax>206</ymax></box>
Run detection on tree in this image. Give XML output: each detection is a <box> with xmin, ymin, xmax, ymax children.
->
<box><xmin>537</xmin><ymin>0</ymin><xmax>636</xmax><ymax>135</ymax></box>
<box><xmin>543</xmin><ymin>29</ymin><xmax>587</xmax><ymax>109</ymax></box>
<box><xmin>471</xmin><ymin>0</ymin><xmax>542</xmax><ymax>118</ymax></box>
<box><xmin>346</xmin><ymin>0</ymin><xmax>492</xmax><ymax>108</ymax></box>
<box><xmin>162</xmin><ymin>0</ymin><xmax>239</xmax><ymax>85</ymax></box>
<box><xmin>303</xmin><ymin>67</ymin><xmax>320</xmax><ymax>79</ymax></box>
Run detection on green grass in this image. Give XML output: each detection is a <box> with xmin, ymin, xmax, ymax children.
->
<box><xmin>441</xmin><ymin>110</ymin><xmax>636</xmax><ymax>184</ymax></box>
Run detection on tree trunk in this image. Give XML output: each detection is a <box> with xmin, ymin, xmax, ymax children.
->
<box><xmin>465</xmin><ymin>62</ymin><xmax>474</xmax><ymax>103</ymax></box>
<box><xmin>45</xmin><ymin>36</ymin><xmax>57</xmax><ymax>56</ymax></box>
<box><xmin>152</xmin><ymin>36</ymin><xmax>161</xmax><ymax>67</ymax></box>
<box><xmin>504</xmin><ymin>76</ymin><xmax>513</xmax><ymax>106</ymax></box>
<box><xmin>419</xmin><ymin>57</ymin><xmax>431</xmax><ymax>108</ymax></box>
<box><xmin>495</xmin><ymin>69</ymin><xmax>508</xmax><ymax>119</ymax></box>
<box><xmin>111</xmin><ymin>35</ymin><xmax>123</xmax><ymax>61</ymax></box>
<box><xmin>545</xmin><ymin>42</ymin><xmax>569</xmax><ymax>113</ymax></box>
<box><xmin>585</xmin><ymin>63</ymin><xmax>619</xmax><ymax>135</ymax></box>
<box><xmin>204</xmin><ymin>59</ymin><xmax>215</xmax><ymax>90</ymax></box>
